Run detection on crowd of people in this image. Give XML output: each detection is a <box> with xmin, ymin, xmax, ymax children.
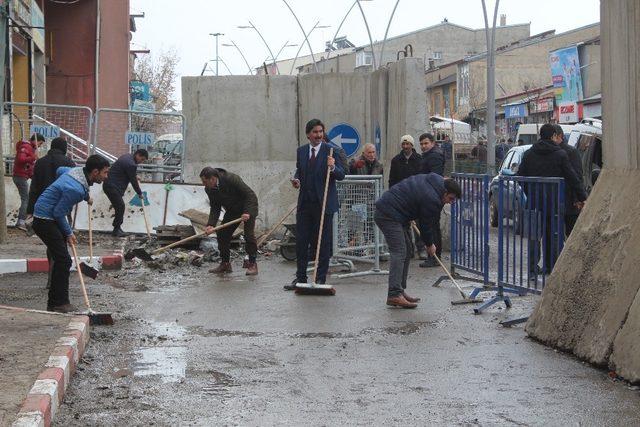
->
<box><xmin>11</xmin><ymin>119</ymin><xmax>586</xmax><ymax>312</ymax></box>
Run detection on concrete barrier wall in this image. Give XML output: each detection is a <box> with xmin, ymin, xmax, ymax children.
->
<box><xmin>181</xmin><ymin>76</ymin><xmax>299</xmax><ymax>228</ymax></box>
<box><xmin>526</xmin><ymin>0</ymin><xmax>640</xmax><ymax>382</ymax></box>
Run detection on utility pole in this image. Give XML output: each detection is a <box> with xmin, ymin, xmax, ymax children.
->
<box><xmin>0</xmin><ymin>0</ymin><xmax>9</xmax><ymax>243</ymax></box>
<box><xmin>210</xmin><ymin>32</ymin><xmax>224</xmax><ymax>76</ymax></box>
<box><xmin>481</xmin><ymin>0</ymin><xmax>499</xmax><ymax>175</ymax></box>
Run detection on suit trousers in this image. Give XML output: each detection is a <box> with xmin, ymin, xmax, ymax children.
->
<box><xmin>295</xmin><ymin>201</ymin><xmax>333</xmax><ymax>283</ymax></box>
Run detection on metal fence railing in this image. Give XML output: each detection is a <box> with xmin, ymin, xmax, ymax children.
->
<box><xmin>332</xmin><ymin>175</ymin><xmax>389</xmax><ymax>279</ymax></box>
<box><xmin>435</xmin><ymin>173</ymin><xmax>491</xmax><ymax>294</ymax></box>
<box><xmin>2</xmin><ymin>102</ymin><xmax>94</xmax><ymax>173</ymax></box>
<box><xmin>474</xmin><ymin>176</ymin><xmax>566</xmax><ymax>317</ymax></box>
<box><xmin>94</xmin><ymin>108</ymin><xmax>186</xmax><ymax>182</ymax></box>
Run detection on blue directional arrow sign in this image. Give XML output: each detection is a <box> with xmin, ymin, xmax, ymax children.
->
<box><xmin>328</xmin><ymin>123</ymin><xmax>361</xmax><ymax>158</ymax></box>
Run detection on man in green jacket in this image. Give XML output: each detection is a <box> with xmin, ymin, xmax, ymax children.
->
<box><xmin>200</xmin><ymin>167</ymin><xmax>259</xmax><ymax>275</ymax></box>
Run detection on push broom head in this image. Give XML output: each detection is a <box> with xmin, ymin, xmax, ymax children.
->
<box><xmin>87</xmin><ymin>312</ymin><xmax>114</xmax><ymax>325</ymax></box>
<box><xmin>294</xmin><ymin>282</ymin><xmax>336</xmax><ymax>296</ymax></box>
<box><xmin>79</xmin><ymin>262</ymin><xmax>99</xmax><ymax>280</ymax></box>
<box><xmin>451</xmin><ymin>297</ymin><xmax>483</xmax><ymax>305</ymax></box>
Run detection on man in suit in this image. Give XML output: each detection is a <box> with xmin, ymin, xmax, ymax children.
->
<box><xmin>284</xmin><ymin>118</ymin><xmax>346</xmax><ymax>290</ymax></box>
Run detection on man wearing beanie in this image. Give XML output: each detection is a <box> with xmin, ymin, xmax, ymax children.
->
<box><xmin>27</xmin><ymin>137</ymin><xmax>76</xmax><ymax>218</ymax></box>
<box><xmin>388</xmin><ymin>134</ymin><xmax>422</xmax><ymax>188</ymax></box>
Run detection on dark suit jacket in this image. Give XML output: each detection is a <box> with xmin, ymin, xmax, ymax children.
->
<box><xmin>295</xmin><ymin>142</ymin><xmax>345</xmax><ymax>214</ymax></box>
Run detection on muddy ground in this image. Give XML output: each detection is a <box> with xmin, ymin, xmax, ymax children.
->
<box><xmin>0</xmin><ymin>230</ymin><xmax>639</xmax><ymax>426</ymax></box>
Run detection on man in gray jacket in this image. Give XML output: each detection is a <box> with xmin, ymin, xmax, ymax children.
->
<box><xmin>102</xmin><ymin>149</ymin><xmax>148</xmax><ymax>237</ymax></box>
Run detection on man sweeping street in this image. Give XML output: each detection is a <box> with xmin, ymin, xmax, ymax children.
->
<box><xmin>32</xmin><ymin>155</ymin><xmax>110</xmax><ymax>313</ymax></box>
<box><xmin>284</xmin><ymin>118</ymin><xmax>346</xmax><ymax>290</ymax></box>
<box><xmin>200</xmin><ymin>167</ymin><xmax>259</xmax><ymax>275</ymax></box>
<box><xmin>102</xmin><ymin>149</ymin><xmax>148</xmax><ymax>237</ymax></box>
<box><xmin>374</xmin><ymin>173</ymin><xmax>461</xmax><ymax>308</ymax></box>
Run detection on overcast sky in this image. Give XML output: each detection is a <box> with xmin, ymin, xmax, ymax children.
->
<box><xmin>130</xmin><ymin>0</ymin><xmax>600</xmax><ymax>104</ymax></box>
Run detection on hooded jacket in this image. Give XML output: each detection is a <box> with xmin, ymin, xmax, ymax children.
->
<box><xmin>27</xmin><ymin>143</ymin><xmax>76</xmax><ymax>215</ymax></box>
<box><xmin>388</xmin><ymin>149</ymin><xmax>422</xmax><ymax>188</ymax></box>
<box><xmin>375</xmin><ymin>173</ymin><xmax>445</xmax><ymax>246</ymax></box>
<box><xmin>421</xmin><ymin>146</ymin><xmax>445</xmax><ymax>176</ymax></box>
<box><xmin>34</xmin><ymin>167</ymin><xmax>90</xmax><ymax>236</ymax></box>
<box><xmin>518</xmin><ymin>139</ymin><xmax>587</xmax><ymax>211</ymax></box>
<box><xmin>13</xmin><ymin>140</ymin><xmax>38</xmax><ymax>179</ymax></box>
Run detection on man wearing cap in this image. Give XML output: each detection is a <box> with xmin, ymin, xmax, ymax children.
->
<box><xmin>388</xmin><ymin>134</ymin><xmax>422</xmax><ymax>188</ymax></box>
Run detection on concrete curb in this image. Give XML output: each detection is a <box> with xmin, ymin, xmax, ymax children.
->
<box><xmin>0</xmin><ymin>252</ymin><xmax>123</xmax><ymax>275</ymax></box>
<box><xmin>6</xmin><ymin>307</ymin><xmax>90</xmax><ymax>427</ymax></box>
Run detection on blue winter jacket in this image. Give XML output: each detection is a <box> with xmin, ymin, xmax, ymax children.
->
<box><xmin>34</xmin><ymin>167</ymin><xmax>90</xmax><ymax>237</ymax></box>
<box><xmin>375</xmin><ymin>173</ymin><xmax>446</xmax><ymax>246</ymax></box>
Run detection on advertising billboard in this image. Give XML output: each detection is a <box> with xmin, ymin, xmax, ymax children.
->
<box><xmin>549</xmin><ymin>46</ymin><xmax>584</xmax><ymax>103</ymax></box>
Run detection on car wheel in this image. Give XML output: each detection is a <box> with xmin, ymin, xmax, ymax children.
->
<box><xmin>490</xmin><ymin>196</ymin><xmax>499</xmax><ymax>227</ymax></box>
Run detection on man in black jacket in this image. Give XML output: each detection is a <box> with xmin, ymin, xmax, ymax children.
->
<box><xmin>27</xmin><ymin>137</ymin><xmax>76</xmax><ymax>218</ymax></box>
<box><xmin>102</xmin><ymin>149</ymin><xmax>148</xmax><ymax>237</ymax></box>
<box><xmin>375</xmin><ymin>174</ymin><xmax>461</xmax><ymax>308</ymax></box>
<box><xmin>555</xmin><ymin>124</ymin><xmax>584</xmax><ymax>237</ymax></box>
<box><xmin>200</xmin><ymin>167</ymin><xmax>259</xmax><ymax>275</ymax></box>
<box><xmin>418</xmin><ymin>133</ymin><xmax>446</xmax><ymax>267</ymax></box>
<box><xmin>388</xmin><ymin>135</ymin><xmax>422</xmax><ymax>188</ymax></box>
<box><xmin>518</xmin><ymin>124</ymin><xmax>587</xmax><ymax>275</ymax></box>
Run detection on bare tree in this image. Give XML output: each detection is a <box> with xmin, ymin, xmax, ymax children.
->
<box><xmin>134</xmin><ymin>48</ymin><xmax>179</xmax><ymax>112</ymax></box>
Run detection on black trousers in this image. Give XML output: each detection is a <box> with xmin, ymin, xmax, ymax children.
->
<box><xmin>33</xmin><ymin>218</ymin><xmax>72</xmax><ymax>308</ymax></box>
<box><xmin>296</xmin><ymin>201</ymin><xmax>333</xmax><ymax>283</ymax></box>
<box><xmin>217</xmin><ymin>212</ymin><xmax>257</xmax><ymax>263</ymax></box>
<box><xmin>528</xmin><ymin>216</ymin><xmax>558</xmax><ymax>274</ymax></box>
<box><xmin>103</xmin><ymin>184</ymin><xmax>125</xmax><ymax>228</ymax></box>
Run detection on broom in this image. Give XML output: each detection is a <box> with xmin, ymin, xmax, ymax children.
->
<box><xmin>295</xmin><ymin>147</ymin><xmax>336</xmax><ymax>296</ymax></box>
<box><xmin>70</xmin><ymin>242</ymin><xmax>114</xmax><ymax>325</ymax></box>
<box><xmin>410</xmin><ymin>222</ymin><xmax>481</xmax><ymax>305</ymax></box>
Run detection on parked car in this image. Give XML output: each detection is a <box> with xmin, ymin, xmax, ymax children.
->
<box><xmin>515</xmin><ymin>123</ymin><xmax>576</xmax><ymax>146</ymax></box>
<box><xmin>489</xmin><ymin>126</ymin><xmax>603</xmax><ymax>229</ymax></box>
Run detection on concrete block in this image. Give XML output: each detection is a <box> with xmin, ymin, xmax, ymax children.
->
<box><xmin>27</xmin><ymin>259</ymin><xmax>49</xmax><ymax>273</ymax></box>
<box><xmin>611</xmin><ymin>289</ymin><xmax>640</xmax><ymax>382</ymax></box>
<box><xmin>526</xmin><ymin>170</ymin><xmax>640</xmax><ymax>371</ymax></box>
<box><xmin>0</xmin><ymin>259</ymin><xmax>27</xmax><ymax>274</ymax></box>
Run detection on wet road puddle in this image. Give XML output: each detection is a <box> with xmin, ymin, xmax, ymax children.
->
<box><xmin>201</xmin><ymin>370</ymin><xmax>238</xmax><ymax>396</ymax></box>
<box><xmin>131</xmin><ymin>321</ymin><xmax>188</xmax><ymax>382</ymax></box>
<box><xmin>131</xmin><ymin>346</ymin><xmax>187</xmax><ymax>383</ymax></box>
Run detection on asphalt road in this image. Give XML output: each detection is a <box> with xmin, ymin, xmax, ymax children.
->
<box><xmin>1</xmin><ymin>248</ymin><xmax>639</xmax><ymax>426</ymax></box>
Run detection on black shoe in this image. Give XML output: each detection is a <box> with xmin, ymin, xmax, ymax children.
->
<box><xmin>419</xmin><ymin>258</ymin><xmax>439</xmax><ymax>268</ymax></box>
<box><xmin>285</xmin><ymin>277</ymin><xmax>305</xmax><ymax>291</ymax></box>
<box><xmin>112</xmin><ymin>227</ymin><xmax>126</xmax><ymax>237</ymax></box>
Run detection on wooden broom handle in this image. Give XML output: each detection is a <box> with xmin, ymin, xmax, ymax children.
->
<box><xmin>152</xmin><ymin>217</ymin><xmax>243</xmax><ymax>255</ymax></box>
<box><xmin>70</xmin><ymin>243</ymin><xmax>92</xmax><ymax>311</ymax></box>
<box><xmin>312</xmin><ymin>147</ymin><xmax>333</xmax><ymax>284</ymax></box>
<box><xmin>257</xmin><ymin>205</ymin><xmax>296</xmax><ymax>247</ymax></box>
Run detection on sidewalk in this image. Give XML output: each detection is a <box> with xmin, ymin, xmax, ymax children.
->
<box><xmin>0</xmin><ymin>306</ymin><xmax>89</xmax><ymax>427</ymax></box>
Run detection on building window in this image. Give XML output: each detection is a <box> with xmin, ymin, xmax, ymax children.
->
<box><xmin>356</xmin><ymin>51</ymin><xmax>373</xmax><ymax>67</ymax></box>
<box><xmin>433</xmin><ymin>51</ymin><xmax>442</xmax><ymax>60</ymax></box>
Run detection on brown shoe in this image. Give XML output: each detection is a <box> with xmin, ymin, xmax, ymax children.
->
<box><xmin>210</xmin><ymin>262</ymin><xmax>232</xmax><ymax>274</ymax></box>
<box><xmin>47</xmin><ymin>303</ymin><xmax>78</xmax><ymax>313</ymax></box>
<box><xmin>403</xmin><ymin>292</ymin><xmax>421</xmax><ymax>303</ymax></box>
<box><xmin>386</xmin><ymin>295</ymin><xmax>417</xmax><ymax>309</ymax></box>
<box><xmin>246</xmin><ymin>262</ymin><xmax>258</xmax><ymax>276</ymax></box>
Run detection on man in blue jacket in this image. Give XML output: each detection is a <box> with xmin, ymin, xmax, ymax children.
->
<box><xmin>33</xmin><ymin>155</ymin><xmax>110</xmax><ymax>313</ymax></box>
<box><xmin>374</xmin><ymin>173</ymin><xmax>461</xmax><ymax>308</ymax></box>
<box><xmin>102</xmin><ymin>149</ymin><xmax>148</xmax><ymax>237</ymax></box>
<box><xmin>284</xmin><ymin>119</ymin><xmax>346</xmax><ymax>290</ymax></box>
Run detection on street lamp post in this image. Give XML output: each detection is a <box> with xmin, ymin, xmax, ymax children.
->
<box><xmin>289</xmin><ymin>22</ymin><xmax>330</xmax><ymax>75</ymax></box>
<box><xmin>238</xmin><ymin>21</ymin><xmax>280</xmax><ymax>74</ymax></box>
<box><xmin>481</xmin><ymin>0</ymin><xmax>500</xmax><ymax>175</ymax></box>
<box><xmin>378</xmin><ymin>0</ymin><xmax>401</xmax><ymax>68</ymax></box>
<box><xmin>282</xmin><ymin>0</ymin><xmax>319</xmax><ymax>73</ymax></box>
<box><xmin>222</xmin><ymin>40</ymin><xmax>254</xmax><ymax>75</ymax></box>
<box><xmin>325</xmin><ymin>0</ymin><xmax>374</xmax><ymax>66</ymax></box>
<box><xmin>209</xmin><ymin>32</ymin><xmax>224</xmax><ymax>76</ymax></box>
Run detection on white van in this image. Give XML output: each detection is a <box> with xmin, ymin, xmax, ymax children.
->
<box><xmin>515</xmin><ymin>124</ymin><xmax>576</xmax><ymax>145</ymax></box>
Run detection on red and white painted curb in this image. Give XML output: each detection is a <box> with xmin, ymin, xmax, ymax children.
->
<box><xmin>0</xmin><ymin>251</ymin><xmax>123</xmax><ymax>275</ymax></box>
<box><xmin>5</xmin><ymin>308</ymin><xmax>90</xmax><ymax>427</ymax></box>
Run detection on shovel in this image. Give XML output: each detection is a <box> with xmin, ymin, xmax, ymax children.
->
<box><xmin>125</xmin><ymin>217</ymin><xmax>243</xmax><ymax>261</ymax></box>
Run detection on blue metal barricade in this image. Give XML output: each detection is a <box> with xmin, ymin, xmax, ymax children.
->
<box><xmin>435</xmin><ymin>173</ymin><xmax>491</xmax><ymax>290</ymax></box>
<box><xmin>474</xmin><ymin>176</ymin><xmax>565</xmax><ymax>315</ymax></box>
